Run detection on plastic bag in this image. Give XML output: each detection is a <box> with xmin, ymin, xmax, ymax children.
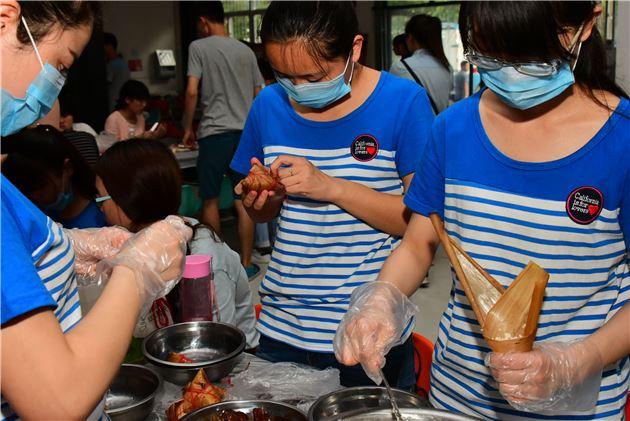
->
<box><xmin>228</xmin><ymin>359</ymin><xmax>342</xmax><ymax>413</ymax></box>
<box><xmin>93</xmin><ymin>216</ymin><xmax>190</xmax><ymax>317</ymax></box>
<box><xmin>334</xmin><ymin>281</ymin><xmax>418</xmax><ymax>384</ymax></box>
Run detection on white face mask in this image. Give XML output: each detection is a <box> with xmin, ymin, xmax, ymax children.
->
<box><xmin>1</xmin><ymin>17</ymin><xmax>66</xmax><ymax>136</ymax></box>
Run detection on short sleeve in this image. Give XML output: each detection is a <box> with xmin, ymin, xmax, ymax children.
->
<box><xmin>230</xmin><ymin>98</ymin><xmax>264</xmax><ymax>175</ymax></box>
<box><xmin>403</xmin><ymin>116</ymin><xmax>446</xmax><ymax>218</ymax></box>
<box><xmin>395</xmin><ymin>90</ymin><xmax>435</xmax><ymax>178</ymax></box>
<box><xmin>1</xmin><ymin>195</ymin><xmax>55</xmax><ymax>325</ymax></box>
<box><xmin>187</xmin><ymin>42</ymin><xmax>203</xmax><ymax>79</ymax></box>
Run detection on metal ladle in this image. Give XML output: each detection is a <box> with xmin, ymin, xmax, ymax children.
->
<box><xmin>380</xmin><ymin>369</ymin><xmax>404</xmax><ymax>421</ymax></box>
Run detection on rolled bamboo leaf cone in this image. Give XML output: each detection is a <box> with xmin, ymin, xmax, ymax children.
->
<box><xmin>485</xmin><ymin>333</ymin><xmax>537</xmax><ymax>354</ymax></box>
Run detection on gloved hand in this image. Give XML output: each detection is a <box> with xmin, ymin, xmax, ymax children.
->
<box><xmin>64</xmin><ymin>226</ymin><xmax>132</xmax><ymax>279</ymax></box>
<box><xmin>486</xmin><ymin>339</ymin><xmax>603</xmax><ymax>413</ymax></box>
<box><xmin>94</xmin><ymin>216</ymin><xmax>192</xmax><ymax>316</ymax></box>
<box><xmin>333</xmin><ymin>281</ymin><xmax>417</xmax><ymax>385</ymax></box>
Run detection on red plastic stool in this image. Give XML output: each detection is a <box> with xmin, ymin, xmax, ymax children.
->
<box><xmin>412</xmin><ymin>333</ymin><xmax>434</xmax><ymax>397</ymax></box>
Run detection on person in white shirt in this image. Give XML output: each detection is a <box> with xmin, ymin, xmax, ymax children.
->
<box><xmin>390</xmin><ymin>14</ymin><xmax>453</xmax><ymax>113</ymax></box>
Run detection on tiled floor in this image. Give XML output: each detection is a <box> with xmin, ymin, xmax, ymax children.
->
<box><xmin>222</xmin><ymin>216</ymin><xmax>452</xmax><ymax>342</ymax></box>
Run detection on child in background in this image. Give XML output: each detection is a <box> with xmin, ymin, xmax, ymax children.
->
<box><xmin>95</xmin><ymin>138</ymin><xmax>259</xmax><ymax>349</ymax></box>
<box><xmin>59</xmin><ymin>98</ymin><xmax>98</xmax><ymax>136</ymax></box>
<box><xmin>104</xmin><ymin>79</ymin><xmax>166</xmax><ymax>141</ymax></box>
<box><xmin>2</xmin><ymin>125</ymin><xmax>106</xmax><ymax>229</ymax></box>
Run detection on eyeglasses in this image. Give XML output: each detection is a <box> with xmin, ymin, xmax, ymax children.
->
<box><xmin>95</xmin><ymin>195</ymin><xmax>111</xmax><ymax>208</ymax></box>
<box><xmin>464</xmin><ymin>22</ymin><xmax>584</xmax><ymax>78</ymax></box>
<box><xmin>465</xmin><ymin>50</ymin><xmax>561</xmax><ymax>77</ymax></box>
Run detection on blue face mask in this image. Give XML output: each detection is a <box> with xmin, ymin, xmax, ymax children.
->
<box><xmin>478</xmin><ymin>26</ymin><xmax>583</xmax><ymax>110</ymax></box>
<box><xmin>479</xmin><ymin>63</ymin><xmax>575</xmax><ymax>110</ymax></box>
<box><xmin>43</xmin><ymin>188</ymin><xmax>74</xmax><ymax>214</ymax></box>
<box><xmin>275</xmin><ymin>54</ymin><xmax>354</xmax><ymax>109</ymax></box>
<box><xmin>1</xmin><ymin>17</ymin><xmax>66</xmax><ymax>136</ymax></box>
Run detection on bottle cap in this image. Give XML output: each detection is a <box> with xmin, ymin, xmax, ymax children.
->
<box><xmin>182</xmin><ymin>254</ymin><xmax>211</xmax><ymax>279</ymax></box>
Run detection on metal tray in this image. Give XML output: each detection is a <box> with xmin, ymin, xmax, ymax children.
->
<box><xmin>181</xmin><ymin>400</ymin><xmax>307</xmax><ymax>421</ymax></box>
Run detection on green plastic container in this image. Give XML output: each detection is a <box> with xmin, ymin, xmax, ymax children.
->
<box><xmin>123</xmin><ymin>337</ymin><xmax>144</xmax><ymax>364</ymax></box>
<box><xmin>179</xmin><ymin>176</ymin><xmax>234</xmax><ymax>217</ymax></box>
<box><xmin>179</xmin><ymin>184</ymin><xmax>201</xmax><ymax>217</ymax></box>
<box><xmin>218</xmin><ymin>175</ymin><xmax>234</xmax><ymax>211</ymax></box>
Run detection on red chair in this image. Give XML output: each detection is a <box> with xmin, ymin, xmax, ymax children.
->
<box><xmin>412</xmin><ymin>333</ymin><xmax>434</xmax><ymax>397</ymax></box>
<box><xmin>254</xmin><ymin>303</ymin><xmax>262</xmax><ymax>320</ymax></box>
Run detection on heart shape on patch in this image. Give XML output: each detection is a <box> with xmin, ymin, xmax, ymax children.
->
<box><xmin>588</xmin><ymin>204</ymin><xmax>599</xmax><ymax>215</ymax></box>
<box><xmin>366</xmin><ymin>146</ymin><xmax>376</xmax><ymax>155</ymax></box>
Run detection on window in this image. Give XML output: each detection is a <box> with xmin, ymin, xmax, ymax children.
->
<box><xmin>223</xmin><ymin>0</ymin><xmax>269</xmax><ymax>43</ymax></box>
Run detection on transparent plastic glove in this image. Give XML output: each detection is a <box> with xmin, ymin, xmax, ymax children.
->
<box><xmin>64</xmin><ymin>226</ymin><xmax>132</xmax><ymax>280</ymax></box>
<box><xmin>94</xmin><ymin>216</ymin><xmax>192</xmax><ymax>316</ymax></box>
<box><xmin>486</xmin><ymin>340</ymin><xmax>603</xmax><ymax>413</ymax></box>
<box><xmin>333</xmin><ymin>281</ymin><xmax>418</xmax><ymax>385</ymax></box>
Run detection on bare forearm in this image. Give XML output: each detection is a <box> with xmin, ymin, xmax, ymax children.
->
<box><xmin>2</xmin><ymin>267</ymin><xmax>140</xmax><ymax>418</ymax></box>
<box><xmin>330</xmin><ymin>177</ymin><xmax>411</xmax><ymax>237</ymax></box>
<box><xmin>379</xmin><ymin>213</ymin><xmax>440</xmax><ymax>296</ymax></box>
<box><xmin>381</xmin><ymin>236</ymin><xmax>436</xmax><ymax>296</ymax></box>
<box><xmin>183</xmin><ymin>92</ymin><xmax>197</xmax><ymax>131</ymax></box>
<box><xmin>585</xmin><ymin>302</ymin><xmax>630</xmax><ymax>367</ymax></box>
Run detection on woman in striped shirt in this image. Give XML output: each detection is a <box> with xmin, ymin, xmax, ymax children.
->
<box><xmin>1</xmin><ymin>2</ymin><xmax>190</xmax><ymax>420</ymax></box>
<box><xmin>336</xmin><ymin>1</ymin><xmax>630</xmax><ymax>419</ymax></box>
<box><xmin>231</xmin><ymin>1</ymin><xmax>434</xmax><ymax>388</ymax></box>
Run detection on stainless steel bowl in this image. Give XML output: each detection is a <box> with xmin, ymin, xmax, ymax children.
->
<box><xmin>105</xmin><ymin>364</ymin><xmax>161</xmax><ymax>421</ymax></box>
<box><xmin>181</xmin><ymin>400</ymin><xmax>307</xmax><ymax>421</ymax></box>
<box><xmin>142</xmin><ymin>321</ymin><xmax>245</xmax><ymax>385</ymax></box>
<box><xmin>337</xmin><ymin>408</ymin><xmax>481</xmax><ymax>420</ymax></box>
<box><xmin>308</xmin><ymin>386</ymin><xmax>429</xmax><ymax>421</ymax></box>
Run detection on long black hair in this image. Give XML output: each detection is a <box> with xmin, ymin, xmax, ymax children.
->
<box><xmin>406</xmin><ymin>14</ymin><xmax>450</xmax><ymax>71</ymax></box>
<box><xmin>459</xmin><ymin>1</ymin><xmax>628</xmax><ymax>110</ymax></box>
<box><xmin>2</xmin><ymin>125</ymin><xmax>97</xmax><ymax>201</ymax></box>
<box><xmin>260</xmin><ymin>1</ymin><xmax>358</xmax><ymax>65</ymax></box>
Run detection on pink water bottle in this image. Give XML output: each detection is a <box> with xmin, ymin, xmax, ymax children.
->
<box><xmin>180</xmin><ymin>254</ymin><xmax>220</xmax><ymax>322</ymax></box>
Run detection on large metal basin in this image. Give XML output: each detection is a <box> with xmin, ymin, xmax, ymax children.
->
<box><xmin>105</xmin><ymin>364</ymin><xmax>160</xmax><ymax>420</ymax></box>
<box><xmin>308</xmin><ymin>386</ymin><xmax>429</xmax><ymax>420</ymax></box>
<box><xmin>142</xmin><ymin>321</ymin><xmax>245</xmax><ymax>385</ymax></box>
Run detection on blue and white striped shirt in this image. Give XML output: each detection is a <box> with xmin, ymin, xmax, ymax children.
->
<box><xmin>1</xmin><ymin>176</ymin><xmax>104</xmax><ymax>420</ymax></box>
<box><xmin>231</xmin><ymin>72</ymin><xmax>435</xmax><ymax>352</ymax></box>
<box><xmin>405</xmin><ymin>93</ymin><xmax>630</xmax><ymax>419</ymax></box>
